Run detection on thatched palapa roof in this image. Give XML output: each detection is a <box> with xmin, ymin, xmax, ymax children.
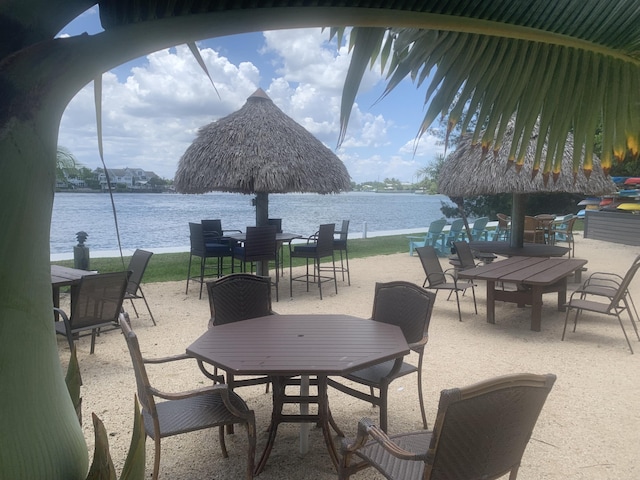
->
<box><xmin>174</xmin><ymin>88</ymin><xmax>351</xmax><ymax>194</ymax></box>
<box><xmin>438</xmin><ymin>122</ymin><xmax>616</xmax><ymax>197</ymax></box>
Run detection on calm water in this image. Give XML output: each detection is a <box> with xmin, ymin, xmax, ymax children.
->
<box><xmin>51</xmin><ymin>191</ymin><xmax>453</xmax><ymax>257</ymax></box>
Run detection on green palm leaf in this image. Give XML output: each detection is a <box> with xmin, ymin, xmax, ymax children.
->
<box><xmin>339</xmin><ymin>2</ymin><xmax>640</xmax><ymax>177</ymax></box>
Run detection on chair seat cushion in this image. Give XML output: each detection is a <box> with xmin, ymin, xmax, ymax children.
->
<box><xmin>344</xmin><ymin>359</ymin><xmax>418</xmax><ymax>387</ymax></box>
<box><xmin>146</xmin><ymin>390</ymin><xmax>249</xmax><ymax>438</ymax></box>
<box><xmin>206</xmin><ymin>243</ymin><xmax>231</xmax><ymax>255</ymax></box>
<box><xmin>292</xmin><ymin>244</ymin><xmax>317</xmax><ymax>254</ymax></box>
<box><xmin>352</xmin><ymin>430</ymin><xmax>430</xmax><ymax>479</ymax></box>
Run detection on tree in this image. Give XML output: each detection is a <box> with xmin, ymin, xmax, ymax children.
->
<box><xmin>3</xmin><ymin>2</ymin><xmax>640</xmax><ymax>479</ymax></box>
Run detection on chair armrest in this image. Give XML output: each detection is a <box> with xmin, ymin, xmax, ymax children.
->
<box><xmin>53</xmin><ymin>307</ymin><xmax>75</xmax><ymax>352</ymax></box>
<box><xmin>143</xmin><ymin>353</ymin><xmax>191</xmax><ymax>364</ymax></box>
<box><xmin>340</xmin><ymin>418</ymin><xmax>428</xmax><ymax>462</ymax></box>
<box><xmin>223</xmin><ymin>229</ymin><xmax>243</xmax><ymax>234</ymax></box>
<box><xmin>406</xmin><ymin>235</ymin><xmax>425</xmax><ymax>241</ymax></box>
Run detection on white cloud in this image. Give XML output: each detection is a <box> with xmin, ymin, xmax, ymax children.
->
<box><xmin>57</xmin><ymin>28</ymin><xmax>436</xmax><ymax>183</ymax></box>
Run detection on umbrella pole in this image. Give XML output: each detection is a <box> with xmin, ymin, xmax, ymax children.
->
<box><xmin>510</xmin><ymin>193</ymin><xmax>525</xmax><ymax>248</ymax></box>
<box><xmin>256</xmin><ymin>192</ymin><xmax>269</xmax><ymax>276</ymax></box>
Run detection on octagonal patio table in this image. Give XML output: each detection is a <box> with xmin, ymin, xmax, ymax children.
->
<box><xmin>186</xmin><ymin>313</ymin><xmax>409</xmax><ymax>474</ymax></box>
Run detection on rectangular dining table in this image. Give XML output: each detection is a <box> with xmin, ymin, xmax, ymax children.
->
<box><xmin>458</xmin><ymin>256</ymin><xmax>588</xmax><ymax>331</ymax></box>
<box><xmin>186</xmin><ymin>313</ymin><xmax>409</xmax><ymax>474</ymax></box>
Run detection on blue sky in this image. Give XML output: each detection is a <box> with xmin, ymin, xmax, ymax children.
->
<box><xmin>57</xmin><ymin>7</ymin><xmax>444</xmax><ymax>183</ymax></box>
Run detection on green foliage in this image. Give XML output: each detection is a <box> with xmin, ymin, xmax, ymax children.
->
<box><xmin>118</xmin><ymin>399</ymin><xmax>146</xmax><ymax>480</ymax></box>
<box><xmin>65</xmin><ymin>349</ymin><xmax>83</xmax><ymax>425</ymax></box>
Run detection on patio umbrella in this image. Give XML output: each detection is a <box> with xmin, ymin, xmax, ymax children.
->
<box><xmin>438</xmin><ymin>121</ymin><xmax>616</xmax><ymax>247</ymax></box>
<box><xmin>174</xmin><ymin>88</ymin><xmax>351</xmax><ymax>274</ymax></box>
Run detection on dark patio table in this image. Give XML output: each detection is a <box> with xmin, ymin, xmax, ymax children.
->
<box><xmin>469</xmin><ymin>241</ymin><xmax>570</xmax><ymax>258</ymax></box>
<box><xmin>51</xmin><ymin>265</ymin><xmax>95</xmax><ymax>316</ymax></box>
<box><xmin>186</xmin><ymin>313</ymin><xmax>409</xmax><ymax>474</ymax></box>
<box><xmin>458</xmin><ymin>256</ymin><xmax>588</xmax><ymax>331</ymax></box>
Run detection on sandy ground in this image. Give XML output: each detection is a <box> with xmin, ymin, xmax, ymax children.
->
<box><xmin>57</xmin><ymin>235</ymin><xmax>640</xmax><ymax>479</ymax></box>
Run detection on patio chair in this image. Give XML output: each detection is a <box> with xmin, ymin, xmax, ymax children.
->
<box><xmin>407</xmin><ymin>219</ymin><xmax>447</xmax><ymax>256</ymax></box>
<box><xmin>333</xmin><ymin>219</ymin><xmax>351</xmax><ymax>285</ymax></box>
<box><xmin>562</xmin><ymin>256</ymin><xmax>640</xmax><ymax>353</ymax></box>
<box><xmin>524</xmin><ymin>216</ymin><xmax>546</xmax><ymax>244</ymax></box>
<box><xmin>203</xmin><ymin>273</ymin><xmax>275</xmax><ymax>394</ymax></box>
<box><xmin>124</xmin><ymin>249</ymin><xmax>156</xmax><ymax>325</ymax></box>
<box><xmin>494</xmin><ymin>213</ymin><xmax>511</xmax><ymax>241</ymax></box>
<box><xmin>54</xmin><ymin>270</ymin><xmax>131</xmax><ymax>354</ymax></box>
<box><xmin>120</xmin><ymin>320</ymin><xmax>256</xmax><ymax>480</ymax></box>
<box><xmin>443</xmin><ymin>218</ymin><xmax>465</xmax><ymax>250</ymax></box>
<box><xmin>415</xmin><ymin>246</ymin><xmax>477</xmax><ymax>322</ymax></box>
<box><xmin>231</xmin><ymin>225</ymin><xmax>279</xmax><ymax>300</ymax></box>
<box><xmin>290</xmin><ymin>223</ymin><xmax>338</xmax><ymax>299</ymax></box>
<box><xmin>338</xmin><ymin>372</ymin><xmax>557</xmax><ymax>480</ymax></box>
<box><xmin>186</xmin><ymin>222</ymin><xmax>232</xmax><ymax>299</ymax></box>
<box><xmin>550</xmin><ymin>214</ymin><xmax>577</xmax><ymax>257</ymax></box>
<box><xmin>463</xmin><ymin>216</ymin><xmax>490</xmax><ymax>241</ymax></box>
<box><xmin>268</xmin><ymin>218</ymin><xmax>284</xmax><ymax>274</ymax></box>
<box><xmin>328</xmin><ymin>281</ymin><xmax>435</xmax><ymax>432</ymax></box>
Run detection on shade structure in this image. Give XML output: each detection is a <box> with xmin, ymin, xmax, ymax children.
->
<box><xmin>438</xmin><ymin>121</ymin><xmax>617</xmax><ymax>247</ymax></box>
<box><xmin>174</xmin><ymin>88</ymin><xmax>351</xmax><ymax>275</ymax></box>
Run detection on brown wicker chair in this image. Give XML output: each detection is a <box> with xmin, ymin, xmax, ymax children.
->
<box><xmin>289</xmin><ymin>223</ymin><xmax>338</xmax><ymax>299</ymax></box>
<box><xmin>54</xmin><ymin>270</ymin><xmax>131</xmax><ymax>354</ymax></box>
<box><xmin>202</xmin><ymin>273</ymin><xmax>275</xmax><ymax>392</ymax></box>
<box><xmin>338</xmin><ymin>373</ymin><xmax>557</xmax><ymax>480</ymax></box>
<box><xmin>415</xmin><ymin>246</ymin><xmax>477</xmax><ymax>322</ymax></box>
<box><xmin>328</xmin><ymin>281</ymin><xmax>435</xmax><ymax>433</ymax></box>
<box><xmin>120</xmin><ymin>320</ymin><xmax>256</xmax><ymax>480</ymax></box>
<box><xmin>124</xmin><ymin>249</ymin><xmax>156</xmax><ymax>325</ymax></box>
<box><xmin>562</xmin><ymin>255</ymin><xmax>640</xmax><ymax>353</ymax></box>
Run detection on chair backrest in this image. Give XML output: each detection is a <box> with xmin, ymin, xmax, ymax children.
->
<box><xmin>470</xmin><ymin>217</ymin><xmax>489</xmax><ymax>238</ymax></box>
<box><xmin>242</xmin><ymin>225</ymin><xmax>277</xmax><ymax>261</ymax></box>
<box><xmin>315</xmin><ymin>223</ymin><xmax>336</xmax><ymax>257</ymax></box>
<box><xmin>428</xmin><ymin>219</ymin><xmax>448</xmax><ymax>236</ymax></box>
<box><xmin>337</xmin><ymin>219</ymin><xmax>350</xmax><ymax>242</ymax></box>
<box><xmin>523</xmin><ymin>216</ymin><xmax>538</xmax><ymax>230</ymax></box>
<box><xmin>371</xmin><ymin>281</ymin><xmax>436</xmax><ymax>346</ymax></box>
<box><xmin>71</xmin><ymin>271</ymin><xmax>131</xmax><ymax>331</ymax></box>
<box><xmin>452</xmin><ymin>241</ymin><xmax>476</xmax><ymax>270</ymax></box>
<box><xmin>120</xmin><ymin>320</ymin><xmax>158</xmax><ymax>421</ymax></box>
<box><xmin>267</xmin><ymin>218</ymin><xmax>283</xmax><ymax>233</ymax></box>
<box><xmin>206</xmin><ymin>273</ymin><xmax>273</xmax><ymax>326</ymax></box>
<box><xmin>201</xmin><ymin>219</ymin><xmax>223</xmax><ymax>241</ymax></box>
<box><xmin>425</xmin><ymin>373</ymin><xmax>557</xmax><ymax>480</ymax></box>
<box><xmin>446</xmin><ymin>219</ymin><xmax>464</xmax><ymax>239</ymax></box>
<box><xmin>126</xmin><ymin>249</ymin><xmax>153</xmax><ymax>296</ymax></box>
<box><xmin>189</xmin><ymin>222</ymin><xmax>206</xmax><ymax>256</ymax></box>
<box><xmin>607</xmin><ymin>257</ymin><xmax>640</xmax><ymax>311</ymax></box>
<box><xmin>415</xmin><ymin>246</ymin><xmax>446</xmax><ymax>287</ymax></box>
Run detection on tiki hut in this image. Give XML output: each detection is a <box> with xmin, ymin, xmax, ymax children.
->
<box><xmin>174</xmin><ymin>88</ymin><xmax>351</xmax><ymax>228</ymax></box>
<box><xmin>438</xmin><ymin>121</ymin><xmax>616</xmax><ymax>247</ymax></box>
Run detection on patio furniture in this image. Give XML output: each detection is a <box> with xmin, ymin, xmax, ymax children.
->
<box><xmin>468</xmin><ymin>240</ymin><xmax>570</xmax><ymax>257</ymax></box>
<box><xmin>54</xmin><ymin>270</ymin><xmax>131</xmax><ymax>354</ymax></box>
<box><xmin>289</xmin><ymin>223</ymin><xmax>338</xmax><ymax>299</ymax></box>
<box><xmin>268</xmin><ymin>218</ymin><xmax>284</xmax><ymax>273</ymax></box>
<box><xmin>51</xmin><ymin>264</ymin><xmax>96</xmax><ymax>320</ymax></box>
<box><xmin>562</xmin><ymin>256</ymin><xmax>640</xmax><ymax>353</ymax></box>
<box><xmin>444</xmin><ymin>218</ymin><xmax>465</xmax><ymax>249</ymax></box>
<box><xmin>407</xmin><ymin>219</ymin><xmax>447</xmax><ymax>256</ymax></box>
<box><xmin>187</xmin><ymin>314</ymin><xmax>409</xmax><ymax>474</ymax></box>
<box><xmin>333</xmin><ymin>219</ymin><xmax>351</xmax><ymax>285</ymax></box>
<box><xmin>524</xmin><ymin>215</ymin><xmax>546</xmax><ymax>244</ymax></box>
<box><xmin>338</xmin><ymin>373</ymin><xmax>557</xmax><ymax>480</ymax></box>
<box><xmin>458</xmin><ymin>256</ymin><xmax>588</xmax><ymax>331</ymax></box>
<box><xmin>124</xmin><ymin>249</ymin><xmax>156</xmax><ymax>325</ymax></box>
<box><xmin>462</xmin><ymin>216</ymin><xmax>490</xmax><ymax>241</ymax></box>
<box><xmin>231</xmin><ymin>225</ymin><xmax>279</xmax><ymax>300</ymax></box>
<box><xmin>491</xmin><ymin>213</ymin><xmax>511</xmax><ymax>241</ymax></box>
<box><xmin>327</xmin><ymin>281</ymin><xmax>435</xmax><ymax>432</ymax></box>
<box><xmin>120</xmin><ymin>320</ymin><xmax>256</xmax><ymax>480</ymax></box>
<box><xmin>186</xmin><ymin>222</ymin><xmax>232</xmax><ymax>299</ymax></box>
<box><xmin>415</xmin><ymin>246</ymin><xmax>477</xmax><ymax>322</ymax></box>
<box><xmin>550</xmin><ymin>214</ymin><xmax>577</xmax><ymax>257</ymax></box>
<box><xmin>203</xmin><ymin>273</ymin><xmax>274</xmax><ymax>392</ymax></box>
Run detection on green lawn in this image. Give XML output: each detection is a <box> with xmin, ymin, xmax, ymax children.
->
<box><xmin>51</xmin><ymin>234</ymin><xmax>414</xmax><ymax>283</ymax></box>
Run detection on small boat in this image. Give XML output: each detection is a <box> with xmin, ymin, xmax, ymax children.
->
<box><xmin>623</xmin><ymin>177</ymin><xmax>640</xmax><ymax>185</ymax></box>
<box><xmin>617</xmin><ymin>203</ymin><xmax>640</xmax><ymax>212</ymax></box>
<box><xmin>618</xmin><ymin>189</ymin><xmax>640</xmax><ymax>197</ymax></box>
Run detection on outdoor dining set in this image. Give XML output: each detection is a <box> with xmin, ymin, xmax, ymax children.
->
<box><xmin>50</xmin><ymin>213</ymin><xmax>639</xmax><ymax>479</ymax></box>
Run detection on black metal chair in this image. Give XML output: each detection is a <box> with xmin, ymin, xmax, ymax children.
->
<box><xmin>231</xmin><ymin>225</ymin><xmax>279</xmax><ymax>300</ymax></box>
<box><xmin>328</xmin><ymin>281</ymin><xmax>435</xmax><ymax>432</ymax></box>
<box><xmin>268</xmin><ymin>218</ymin><xmax>284</xmax><ymax>274</ymax></box>
<box><xmin>333</xmin><ymin>219</ymin><xmax>351</xmax><ymax>285</ymax></box>
<box><xmin>120</xmin><ymin>320</ymin><xmax>256</xmax><ymax>480</ymax></box>
<box><xmin>124</xmin><ymin>249</ymin><xmax>156</xmax><ymax>325</ymax></box>
<box><xmin>415</xmin><ymin>245</ymin><xmax>477</xmax><ymax>322</ymax></box>
<box><xmin>338</xmin><ymin>373</ymin><xmax>557</xmax><ymax>480</ymax></box>
<box><xmin>289</xmin><ymin>223</ymin><xmax>337</xmax><ymax>299</ymax></box>
<box><xmin>54</xmin><ymin>270</ymin><xmax>131</xmax><ymax>354</ymax></box>
<box><xmin>186</xmin><ymin>222</ymin><xmax>232</xmax><ymax>299</ymax></box>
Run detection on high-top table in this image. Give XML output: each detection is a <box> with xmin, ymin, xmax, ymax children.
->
<box><xmin>186</xmin><ymin>314</ymin><xmax>409</xmax><ymax>474</ymax></box>
<box><xmin>458</xmin><ymin>256</ymin><xmax>588</xmax><ymax>331</ymax></box>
